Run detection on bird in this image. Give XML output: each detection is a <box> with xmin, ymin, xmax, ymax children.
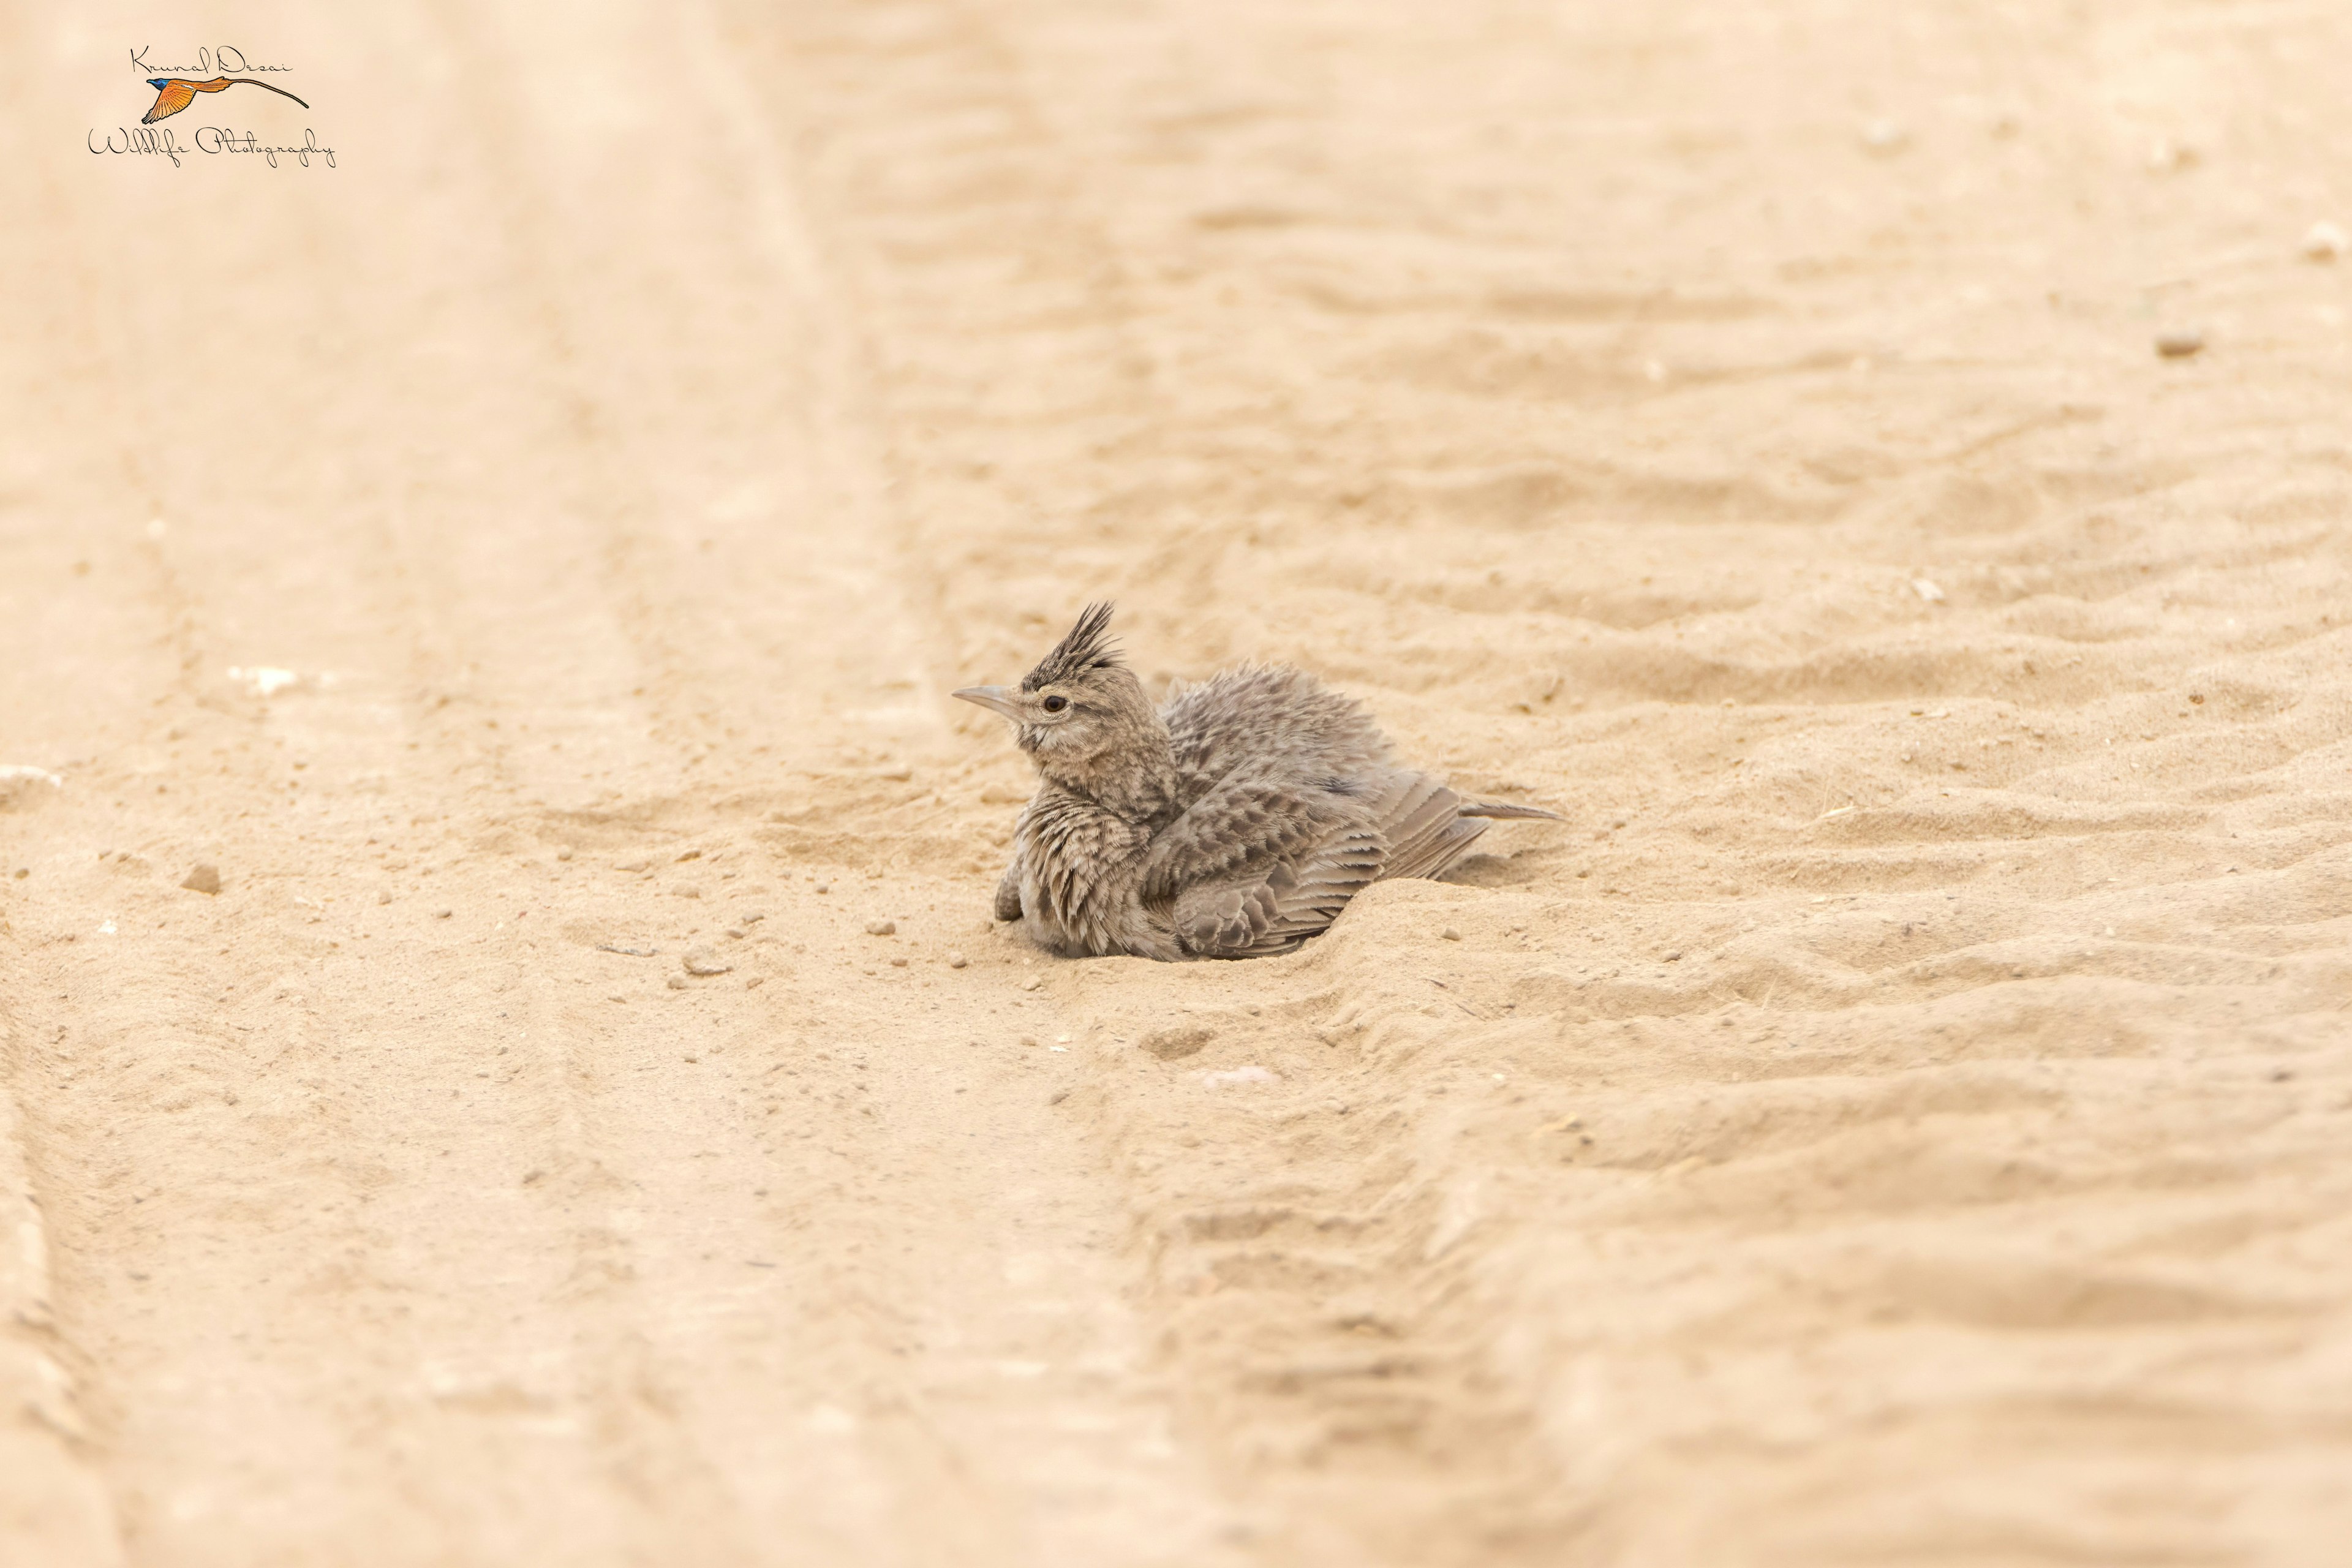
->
<box><xmin>954</xmin><ymin>604</ymin><xmax>1560</xmax><ymax>961</ymax></box>
<box><xmin>140</xmin><ymin>77</ymin><xmax>310</xmax><ymax>125</ymax></box>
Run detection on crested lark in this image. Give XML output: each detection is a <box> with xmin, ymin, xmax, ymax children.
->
<box><xmin>954</xmin><ymin>604</ymin><xmax>1559</xmax><ymax>960</ymax></box>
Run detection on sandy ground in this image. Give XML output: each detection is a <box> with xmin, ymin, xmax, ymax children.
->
<box><xmin>6</xmin><ymin>2</ymin><xmax>2352</xmax><ymax>1564</ymax></box>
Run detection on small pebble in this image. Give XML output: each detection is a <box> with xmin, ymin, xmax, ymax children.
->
<box><xmin>1022</xmin><ymin>975</ymin><xmax>1042</xmax><ymax>991</ymax></box>
<box><xmin>865</xmin><ymin>919</ymin><xmax>896</xmax><ymax>936</ymax></box>
<box><xmin>2302</xmin><ymin>221</ymin><xmax>2348</xmax><ymax>262</ymax></box>
<box><xmin>726</xmin><ymin>925</ymin><xmax>748</xmax><ymax>940</ymax></box>
<box><xmin>813</xmin><ymin>882</ymin><xmax>829</xmax><ymax>895</ymax></box>
<box><xmin>746</xmin><ymin>976</ymin><xmax>764</xmax><ymax>989</ymax></box>
<box><xmin>2155</xmin><ymin>328</ymin><xmax>2205</xmax><ymax>358</ymax></box>
<box><xmin>1047</xmin><ymin>1089</ymin><xmax>1069</xmax><ymax>1105</ymax></box>
<box><xmin>666</xmin><ymin>974</ymin><xmax>688</xmax><ymax>989</ymax></box>
<box><xmin>1440</xmin><ymin>927</ymin><xmax>1461</xmax><ymax>941</ymax></box>
<box><xmin>376</xmin><ymin>888</ymin><xmax>392</xmax><ymax>905</ymax></box>
<box><xmin>1019</xmin><ymin>1035</ymin><xmax>1038</xmax><ymax>1047</ymax></box>
<box><xmin>180</xmin><ymin>864</ymin><xmax>221</xmax><ymax>895</ymax></box>
<box><xmin>1911</xmin><ymin>578</ymin><xmax>1945</xmax><ymax>603</ymax></box>
<box><xmin>434</xmin><ymin>908</ymin><xmax>453</xmax><ymax>919</ymax></box>
<box><xmin>946</xmin><ymin>951</ymin><xmax>968</xmax><ymax>968</ymax></box>
<box><xmin>555</xmin><ymin>846</ymin><xmax>575</xmax><ymax>862</ymax></box>
<box><xmin>617</xmin><ymin>859</ymin><xmax>650</xmax><ymax>873</ymax></box>
<box><xmin>889</xmin><ymin>956</ymin><xmax>908</xmax><ymax>968</ymax></box>
<box><xmin>682</xmin><ymin>948</ymin><xmax>733</xmax><ymax>976</ymax></box>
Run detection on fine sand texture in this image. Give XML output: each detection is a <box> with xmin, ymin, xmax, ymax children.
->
<box><xmin>7</xmin><ymin>2</ymin><xmax>2351</xmax><ymax>1564</ymax></box>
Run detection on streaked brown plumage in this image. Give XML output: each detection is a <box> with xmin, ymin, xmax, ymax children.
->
<box><xmin>954</xmin><ymin>604</ymin><xmax>1560</xmax><ymax>960</ymax></box>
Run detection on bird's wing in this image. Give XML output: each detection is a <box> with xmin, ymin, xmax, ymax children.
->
<box><xmin>1141</xmin><ymin>776</ymin><xmax>1348</xmax><ymax>905</ymax></box>
<box><xmin>1366</xmin><ymin>771</ymin><xmax>1492</xmax><ymax>883</ymax></box>
<box><xmin>142</xmin><ymin>80</ymin><xmax>198</xmax><ymax>123</ymax></box>
<box><xmin>1171</xmin><ymin>826</ymin><xmax>1385</xmax><ymax>958</ymax></box>
<box><xmin>1145</xmin><ymin>771</ymin><xmax>1387</xmax><ymax>957</ymax></box>
<box><xmin>1169</xmin><ymin>768</ymin><xmax>1519</xmax><ymax>956</ymax></box>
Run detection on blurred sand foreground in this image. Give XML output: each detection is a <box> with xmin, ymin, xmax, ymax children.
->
<box><xmin>5</xmin><ymin>2</ymin><xmax>2351</xmax><ymax>1564</ymax></box>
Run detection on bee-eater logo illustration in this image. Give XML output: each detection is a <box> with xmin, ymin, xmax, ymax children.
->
<box><xmin>140</xmin><ymin>76</ymin><xmax>308</xmax><ymax>125</ymax></box>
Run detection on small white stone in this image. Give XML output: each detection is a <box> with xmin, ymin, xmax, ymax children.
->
<box><xmin>1911</xmin><ymin>578</ymin><xmax>1945</xmax><ymax>603</ymax></box>
<box><xmin>865</xmin><ymin>918</ymin><xmax>895</xmax><ymax>936</ymax></box>
<box><xmin>227</xmin><ymin>666</ymin><xmax>300</xmax><ymax>698</ymax></box>
<box><xmin>946</xmin><ymin>951</ymin><xmax>968</xmax><ymax>968</ymax></box>
<box><xmin>2303</xmin><ymin>221</ymin><xmax>2348</xmax><ymax>262</ymax></box>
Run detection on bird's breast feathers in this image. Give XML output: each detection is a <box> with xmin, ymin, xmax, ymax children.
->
<box><xmin>1015</xmin><ymin>793</ymin><xmax>1161</xmax><ymax>957</ymax></box>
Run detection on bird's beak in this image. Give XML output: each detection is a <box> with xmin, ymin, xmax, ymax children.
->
<box><xmin>952</xmin><ymin>685</ymin><xmax>1025</xmax><ymax>722</ymax></box>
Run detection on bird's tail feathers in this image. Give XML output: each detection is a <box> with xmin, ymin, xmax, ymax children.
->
<box><xmin>1458</xmin><ymin>800</ymin><xmax>1562</xmax><ymax>821</ymax></box>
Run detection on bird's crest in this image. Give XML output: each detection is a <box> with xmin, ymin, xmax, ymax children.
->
<box><xmin>1021</xmin><ymin>602</ymin><xmax>1121</xmax><ymax>691</ymax></box>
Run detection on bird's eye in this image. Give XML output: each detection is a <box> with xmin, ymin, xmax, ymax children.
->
<box><xmin>1041</xmin><ymin>695</ymin><xmax>1069</xmax><ymax>714</ymax></box>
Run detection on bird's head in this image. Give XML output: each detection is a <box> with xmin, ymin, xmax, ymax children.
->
<box><xmin>148</xmin><ymin>78</ymin><xmax>170</xmax><ymax>89</ymax></box>
<box><xmin>954</xmin><ymin>603</ymin><xmax>1169</xmax><ymax>799</ymax></box>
